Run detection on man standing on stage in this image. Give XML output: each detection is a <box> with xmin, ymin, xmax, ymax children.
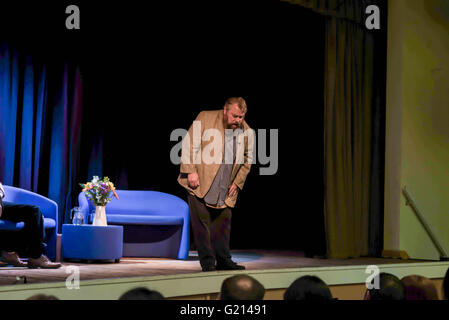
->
<box><xmin>178</xmin><ymin>97</ymin><xmax>253</xmax><ymax>271</ymax></box>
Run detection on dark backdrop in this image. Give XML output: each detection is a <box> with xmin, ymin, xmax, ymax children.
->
<box><xmin>1</xmin><ymin>1</ymin><xmax>326</xmax><ymax>255</ymax></box>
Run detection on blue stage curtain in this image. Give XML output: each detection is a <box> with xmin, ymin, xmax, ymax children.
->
<box><xmin>0</xmin><ymin>42</ymin><xmax>99</xmax><ymax>230</ymax></box>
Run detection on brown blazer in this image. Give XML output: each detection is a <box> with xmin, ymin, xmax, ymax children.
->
<box><xmin>177</xmin><ymin>109</ymin><xmax>253</xmax><ymax>208</ymax></box>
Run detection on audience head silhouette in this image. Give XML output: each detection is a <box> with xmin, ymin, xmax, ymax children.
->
<box><xmin>365</xmin><ymin>272</ymin><xmax>405</xmax><ymax>300</ymax></box>
<box><xmin>119</xmin><ymin>287</ymin><xmax>165</xmax><ymax>300</ymax></box>
<box><xmin>401</xmin><ymin>274</ymin><xmax>439</xmax><ymax>300</ymax></box>
<box><xmin>443</xmin><ymin>267</ymin><xmax>449</xmax><ymax>300</ymax></box>
<box><xmin>220</xmin><ymin>274</ymin><xmax>265</xmax><ymax>300</ymax></box>
<box><xmin>26</xmin><ymin>294</ymin><xmax>59</xmax><ymax>300</ymax></box>
<box><xmin>283</xmin><ymin>275</ymin><xmax>333</xmax><ymax>300</ymax></box>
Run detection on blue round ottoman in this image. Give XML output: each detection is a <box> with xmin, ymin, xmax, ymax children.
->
<box><xmin>62</xmin><ymin>224</ymin><xmax>123</xmax><ymax>262</ymax></box>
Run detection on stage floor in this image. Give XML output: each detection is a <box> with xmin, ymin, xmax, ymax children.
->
<box><xmin>0</xmin><ymin>250</ymin><xmax>431</xmax><ymax>286</ymax></box>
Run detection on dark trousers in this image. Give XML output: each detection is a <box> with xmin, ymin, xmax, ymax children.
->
<box><xmin>0</xmin><ymin>202</ymin><xmax>46</xmax><ymax>259</ymax></box>
<box><xmin>188</xmin><ymin>193</ymin><xmax>233</xmax><ymax>268</ymax></box>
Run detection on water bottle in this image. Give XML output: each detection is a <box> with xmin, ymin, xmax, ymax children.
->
<box><xmin>71</xmin><ymin>207</ymin><xmax>84</xmax><ymax>225</ymax></box>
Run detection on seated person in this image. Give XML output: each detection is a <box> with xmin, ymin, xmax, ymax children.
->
<box><xmin>219</xmin><ymin>274</ymin><xmax>265</xmax><ymax>300</ymax></box>
<box><xmin>283</xmin><ymin>275</ymin><xmax>333</xmax><ymax>300</ymax></box>
<box><xmin>401</xmin><ymin>274</ymin><xmax>439</xmax><ymax>300</ymax></box>
<box><xmin>363</xmin><ymin>272</ymin><xmax>405</xmax><ymax>300</ymax></box>
<box><xmin>0</xmin><ymin>182</ymin><xmax>61</xmax><ymax>269</ymax></box>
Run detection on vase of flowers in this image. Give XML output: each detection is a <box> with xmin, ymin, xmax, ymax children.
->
<box><xmin>79</xmin><ymin>176</ymin><xmax>119</xmax><ymax>226</ymax></box>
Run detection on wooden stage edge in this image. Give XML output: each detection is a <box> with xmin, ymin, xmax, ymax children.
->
<box><xmin>0</xmin><ymin>250</ymin><xmax>448</xmax><ymax>300</ymax></box>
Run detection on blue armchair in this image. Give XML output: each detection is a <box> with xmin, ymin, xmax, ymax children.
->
<box><xmin>78</xmin><ymin>190</ymin><xmax>190</xmax><ymax>260</ymax></box>
<box><xmin>0</xmin><ymin>185</ymin><xmax>58</xmax><ymax>261</ymax></box>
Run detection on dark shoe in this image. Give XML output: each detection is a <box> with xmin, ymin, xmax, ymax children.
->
<box><xmin>216</xmin><ymin>261</ymin><xmax>245</xmax><ymax>270</ymax></box>
<box><xmin>202</xmin><ymin>265</ymin><xmax>217</xmax><ymax>272</ymax></box>
<box><xmin>28</xmin><ymin>255</ymin><xmax>61</xmax><ymax>269</ymax></box>
<box><xmin>1</xmin><ymin>251</ymin><xmax>27</xmax><ymax>267</ymax></box>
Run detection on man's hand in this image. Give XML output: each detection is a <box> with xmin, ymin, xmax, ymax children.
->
<box><xmin>228</xmin><ymin>183</ymin><xmax>239</xmax><ymax>198</ymax></box>
<box><xmin>187</xmin><ymin>173</ymin><xmax>200</xmax><ymax>189</ymax></box>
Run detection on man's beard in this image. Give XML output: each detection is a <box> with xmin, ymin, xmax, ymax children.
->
<box><xmin>226</xmin><ymin>123</ymin><xmax>239</xmax><ymax>130</ymax></box>
<box><xmin>224</xmin><ymin>114</ymin><xmax>240</xmax><ymax>130</ymax></box>
<box><xmin>223</xmin><ymin>116</ymin><xmax>231</xmax><ymax>129</ymax></box>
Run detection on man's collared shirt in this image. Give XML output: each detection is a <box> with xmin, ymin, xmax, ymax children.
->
<box><xmin>204</xmin><ymin>131</ymin><xmax>237</xmax><ymax>208</ymax></box>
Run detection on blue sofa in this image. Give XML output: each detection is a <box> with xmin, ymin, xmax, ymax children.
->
<box><xmin>78</xmin><ymin>190</ymin><xmax>190</xmax><ymax>260</ymax></box>
<box><xmin>0</xmin><ymin>185</ymin><xmax>58</xmax><ymax>261</ymax></box>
